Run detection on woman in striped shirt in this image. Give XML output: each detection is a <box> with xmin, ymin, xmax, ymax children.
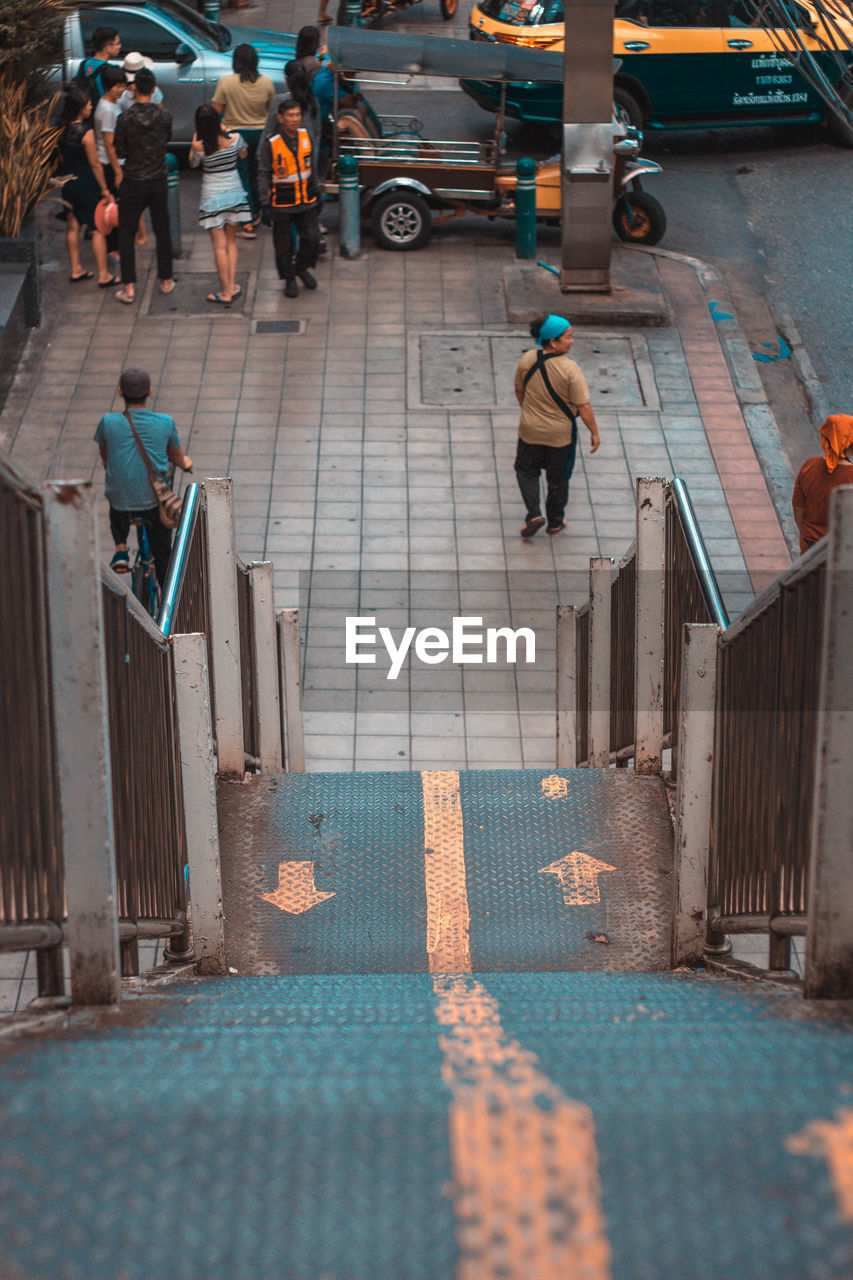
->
<box><xmin>189</xmin><ymin>104</ymin><xmax>251</xmax><ymax>304</ymax></box>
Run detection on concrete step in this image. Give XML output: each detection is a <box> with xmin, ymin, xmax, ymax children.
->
<box><xmin>1</xmin><ymin>970</ymin><xmax>851</xmax><ymax>1279</ymax></box>
<box><xmin>218</xmin><ymin>767</ymin><xmax>674</xmax><ymax>977</ymax></box>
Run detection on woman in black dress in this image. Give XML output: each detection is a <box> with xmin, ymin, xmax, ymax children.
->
<box><xmin>57</xmin><ymin>84</ymin><xmax>117</xmax><ymax>287</ymax></box>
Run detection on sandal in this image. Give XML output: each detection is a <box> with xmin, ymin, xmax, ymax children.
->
<box><xmin>207</xmin><ymin>292</ymin><xmax>232</xmax><ymax>305</ymax></box>
<box><xmin>98</xmin><ymin>276</ymin><xmax>119</xmax><ymax>288</ymax></box>
<box><xmin>520</xmin><ymin>515</ymin><xmax>546</xmax><ymax>538</ymax></box>
<box><xmin>69</xmin><ymin>270</ymin><xmax>93</xmax><ymax>283</ymax></box>
<box><xmin>547</xmin><ymin>520</ymin><xmax>567</xmax><ymax>534</ymax></box>
<box><xmin>115</xmin><ymin>288</ymin><xmax>135</xmax><ymax>304</ymax></box>
<box><xmin>159</xmin><ymin>280</ymin><xmax>176</xmax><ymax>295</ymax></box>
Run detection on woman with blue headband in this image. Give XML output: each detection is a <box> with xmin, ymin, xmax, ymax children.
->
<box><xmin>513</xmin><ymin>314</ymin><xmax>600</xmax><ymax>537</ymax></box>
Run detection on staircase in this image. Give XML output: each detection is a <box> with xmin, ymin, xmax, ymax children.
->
<box><xmin>3</xmin><ymin>766</ymin><xmax>853</xmax><ymax>1280</ymax></box>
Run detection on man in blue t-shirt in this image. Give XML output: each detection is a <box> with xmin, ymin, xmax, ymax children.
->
<box><xmin>77</xmin><ymin>27</ymin><xmax>122</xmax><ymax>105</ymax></box>
<box><xmin>94</xmin><ymin>366</ymin><xmax>192</xmax><ymax>584</ymax></box>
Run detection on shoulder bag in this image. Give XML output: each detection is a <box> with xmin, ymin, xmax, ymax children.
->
<box><xmin>522</xmin><ymin>350</ymin><xmax>578</xmax><ymax>427</ymax></box>
<box><xmin>123</xmin><ymin>409</ymin><xmax>183</xmax><ymax>528</ymax></box>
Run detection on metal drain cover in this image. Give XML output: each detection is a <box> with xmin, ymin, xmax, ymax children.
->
<box><xmin>254</xmin><ymin>319</ymin><xmax>306</xmax><ymax>334</ymax></box>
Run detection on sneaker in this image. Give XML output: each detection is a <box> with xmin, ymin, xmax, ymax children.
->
<box><xmin>284</xmin><ymin>278</ymin><xmax>298</xmax><ymax>298</ymax></box>
<box><xmin>110</xmin><ymin>548</ymin><xmax>130</xmax><ymax>573</ymax></box>
<box><xmin>298</xmin><ymin>270</ymin><xmax>318</xmax><ymax>290</ymax></box>
<box><xmin>238</xmin><ymin>224</ymin><xmax>257</xmax><ymax>240</ymax></box>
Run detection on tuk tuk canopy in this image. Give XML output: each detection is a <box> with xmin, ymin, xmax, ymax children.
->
<box><xmin>326</xmin><ymin>26</ymin><xmax>567</xmax><ymax>82</ymax></box>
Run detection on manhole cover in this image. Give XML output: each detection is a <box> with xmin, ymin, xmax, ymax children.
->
<box><xmin>419</xmin><ymin>333</ymin><xmax>648</xmax><ymax>409</ymax></box>
<box><xmin>145</xmin><ymin>270</ymin><xmax>250</xmax><ymax>317</ymax></box>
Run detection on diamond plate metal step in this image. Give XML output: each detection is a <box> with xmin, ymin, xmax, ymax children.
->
<box><xmin>218</xmin><ymin>768</ymin><xmax>673</xmax><ymax>977</ymax></box>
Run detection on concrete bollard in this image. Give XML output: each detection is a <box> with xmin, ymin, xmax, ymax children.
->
<box><xmin>345</xmin><ymin>0</ymin><xmax>363</xmax><ymax>24</ymax></box>
<box><xmin>515</xmin><ymin>156</ymin><xmax>537</xmax><ymax>260</ymax></box>
<box><xmin>203</xmin><ymin>0</ymin><xmax>220</xmax><ymax>22</ymax></box>
<box><xmin>166</xmin><ymin>152</ymin><xmax>182</xmax><ymax>258</ymax></box>
<box><xmin>338</xmin><ymin>154</ymin><xmax>361</xmax><ymax>260</ymax></box>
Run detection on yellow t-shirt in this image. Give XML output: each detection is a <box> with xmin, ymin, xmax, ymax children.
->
<box><xmin>515</xmin><ymin>349</ymin><xmax>590</xmax><ymax>447</ymax></box>
<box><xmin>213</xmin><ymin>72</ymin><xmax>275</xmax><ymax>129</ymax></box>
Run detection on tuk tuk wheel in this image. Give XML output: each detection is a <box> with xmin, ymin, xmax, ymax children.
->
<box><xmin>440</xmin><ymin>0</ymin><xmax>459</xmax><ymax>17</ymax></box>
<box><xmin>612</xmin><ymin>191</ymin><xmax>666</xmax><ymax>245</ymax></box>
<box><xmin>371</xmin><ymin>190</ymin><xmax>432</xmax><ymax>250</ymax></box>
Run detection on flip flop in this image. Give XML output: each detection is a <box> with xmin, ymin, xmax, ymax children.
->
<box><xmin>115</xmin><ymin>288</ymin><xmax>135</xmax><ymax>304</ymax></box>
<box><xmin>69</xmin><ymin>271</ymin><xmax>93</xmax><ymax>283</ymax></box>
<box><xmin>159</xmin><ymin>280</ymin><xmax>176</xmax><ymax>295</ymax></box>
<box><xmin>520</xmin><ymin>515</ymin><xmax>546</xmax><ymax>538</ymax></box>
<box><xmin>546</xmin><ymin>520</ymin><xmax>567</xmax><ymax>534</ymax></box>
<box><xmin>98</xmin><ymin>276</ymin><xmax>119</xmax><ymax>288</ymax></box>
<box><xmin>231</xmin><ymin>285</ymin><xmax>242</xmax><ymax>300</ymax></box>
<box><xmin>207</xmin><ymin>293</ymin><xmax>232</xmax><ymax>305</ymax></box>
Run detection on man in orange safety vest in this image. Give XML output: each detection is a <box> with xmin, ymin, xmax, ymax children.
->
<box><xmin>258</xmin><ymin>96</ymin><xmax>321</xmax><ymax>298</ymax></box>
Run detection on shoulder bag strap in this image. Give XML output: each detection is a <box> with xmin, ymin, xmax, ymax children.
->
<box><xmin>522</xmin><ymin>350</ymin><xmax>577</xmax><ymax>424</ymax></box>
<box><xmin>123</xmin><ymin>409</ymin><xmax>160</xmax><ymax>488</ymax></box>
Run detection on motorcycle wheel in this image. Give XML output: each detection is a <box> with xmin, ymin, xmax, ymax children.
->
<box><xmin>440</xmin><ymin>0</ymin><xmax>459</xmax><ymax>17</ymax></box>
<box><xmin>613</xmin><ymin>86</ymin><xmax>644</xmax><ymax>131</ymax></box>
<box><xmin>612</xmin><ymin>190</ymin><xmax>666</xmax><ymax>245</ymax></box>
<box><xmin>370</xmin><ymin>190</ymin><xmax>432</xmax><ymax>250</ymax></box>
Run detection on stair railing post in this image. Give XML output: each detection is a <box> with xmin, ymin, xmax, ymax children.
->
<box><xmin>172</xmin><ymin>633</ymin><xmax>226</xmax><ymax>975</ymax></box>
<box><xmin>203</xmin><ymin>478</ymin><xmax>244</xmax><ymax>777</ymax></box>
<box><xmin>672</xmin><ymin>622</ymin><xmax>720</xmax><ymax>967</ymax></box>
<box><xmin>556</xmin><ymin>605</ymin><xmax>577</xmax><ymax>767</ymax></box>
<box><xmin>249</xmin><ymin>562</ymin><xmax>283</xmax><ymax>772</ymax></box>
<box><xmin>634</xmin><ymin>476</ymin><xmax>666</xmax><ymax>774</ymax></box>
<box><xmin>804</xmin><ymin>487</ymin><xmax>853</xmax><ymax>998</ymax></box>
<box><xmin>277</xmin><ymin>608</ymin><xmax>305</xmax><ymax>772</ymax></box>
<box><xmin>588</xmin><ymin>557</ymin><xmax>613</xmax><ymax>768</ymax></box>
<box><xmin>43</xmin><ymin>481</ymin><xmax>121</xmax><ymax>1006</ymax></box>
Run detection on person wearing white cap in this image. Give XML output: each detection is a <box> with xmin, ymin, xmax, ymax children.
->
<box><xmin>117</xmin><ymin>54</ymin><xmax>163</xmax><ymax>113</ymax></box>
<box><xmin>513</xmin><ymin>314</ymin><xmax>601</xmax><ymax>538</ymax></box>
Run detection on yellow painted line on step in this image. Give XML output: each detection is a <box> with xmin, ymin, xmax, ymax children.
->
<box><xmin>260</xmin><ymin>862</ymin><xmax>335</xmax><ymax>914</ymax></box>
<box><xmin>422</xmin><ymin>771</ymin><xmax>471</xmax><ymax>974</ymax></box>
<box><xmin>786</xmin><ymin>1109</ymin><xmax>853</xmax><ymax>1221</ymax></box>
<box><xmin>541</xmin><ymin>774</ymin><xmax>568</xmax><ymax>799</ymax></box>
<box><xmin>434</xmin><ymin>976</ymin><xmax>612</xmax><ymax>1280</ymax></box>
<box><xmin>540</xmin><ymin>852</ymin><xmax>616</xmax><ymax>907</ymax></box>
<box><xmin>421</xmin><ymin>771</ymin><xmax>612</xmax><ymax>1279</ymax></box>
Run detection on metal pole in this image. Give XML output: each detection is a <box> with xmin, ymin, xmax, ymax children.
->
<box><xmin>672</xmin><ymin>623</ymin><xmax>719</xmax><ymax>967</ymax></box>
<box><xmin>804</xmin><ymin>487</ymin><xmax>853</xmax><ymax>998</ymax></box>
<box><xmin>249</xmin><ymin>562</ymin><xmax>283</xmax><ymax>772</ymax></box>
<box><xmin>515</xmin><ymin>156</ymin><xmax>537</xmax><ymax>260</ymax></box>
<box><xmin>203</xmin><ymin>478</ymin><xmax>244</xmax><ymax>777</ymax></box>
<box><xmin>634</xmin><ymin>477</ymin><xmax>666</xmax><ymax>773</ymax></box>
<box><xmin>165</xmin><ymin>152</ymin><xmax>182</xmax><ymax>258</ymax></box>
<box><xmin>172</xmin><ymin>633</ymin><xmax>226</xmax><ymax>975</ymax></box>
<box><xmin>43</xmin><ymin>481</ymin><xmax>121</xmax><ymax>1006</ymax></box>
<box><xmin>587</xmin><ymin>557</ymin><xmax>612</xmax><ymax>768</ymax></box>
<box><xmin>277</xmin><ymin>608</ymin><xmax>305</xmax><ymax>771</ymax></box>
<box><xmin>560</xmin><ymin>0</ymin><xmax>615</xmax><ymax>292</ymax></box>
<box><xmin>556</xmin><ymin>605</ymin><xmax>577</xmax><ymax>768</ymax></box>
<box><xmin>338</xmin><ymin>154</ymin><xmax>361</xmax><ymax>260</ymax></box>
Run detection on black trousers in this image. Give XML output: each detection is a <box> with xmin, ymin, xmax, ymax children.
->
<box><xmin>110</xmin><ymin>505</ymin><xmax>173</xmax><ymax>587</ymax></box>
<box><xmin>271</xmin><ymin>204</ymin><xmax>320</xmax><ymax>279</ymax></box>
<box><xmin>117</xmin><ymin>176</ymin><xmax>172</xmax><ymax>284</ymax></box>
<box><xmin>514</xmin><ymin>431</ymin><xmax>578</xmax><ymax>526</ymax></box>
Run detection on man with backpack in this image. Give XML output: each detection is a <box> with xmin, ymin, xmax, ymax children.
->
<box><xmin>95</xmin><ymin>366</ymin><xmax>192</xmax><ymax>583</ymax></box>
<box><xmin>113</xmin><ymin>67</ymin><xmax>175</xmax><ymax>303</ymax></box>
<box><xmin>77</xmin><ymin>27</ymin><xmax>122</xmax><ymax>105</ymax></box>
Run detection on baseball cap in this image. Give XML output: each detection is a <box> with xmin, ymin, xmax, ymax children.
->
<box><xmin>122</xmin><ymin>52</ymin><xmax>154</xmax><ymax>80</ymax></box>
<box><xmin>119</xmin><ymin>367</ymin><xmax>151</xmax><ymax>400</ymax></box>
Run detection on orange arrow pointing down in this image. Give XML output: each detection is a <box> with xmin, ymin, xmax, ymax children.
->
<box><xmin>540</xmin><ymin>852</ymin><xmax>616</xmax><ymax>906</ymax></box>
<box><xmin>260</xmin><ymin>862</ymin><xmax>336</xmax><ymax>914</ymax></box>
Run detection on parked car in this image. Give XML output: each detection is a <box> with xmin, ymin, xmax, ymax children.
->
<box><xmin>50</xmin><ymin>0</ymin><xmax>297</xmax><ymax>144</ymax></box>
<box><xmin>466</xmin><ymin>0</ymin><xmax>853</xmax><ymax>142</ymax></box>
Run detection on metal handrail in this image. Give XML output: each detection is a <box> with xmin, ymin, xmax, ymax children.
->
<box><xmin>157</xmin><ymin>482</ymin><xmax>200</xmax><ymax>639</ymax></box>
<box><xmin>670</xmin><ymin>477</ymin><xmax>730</xmax><ymax>630</ymax></box>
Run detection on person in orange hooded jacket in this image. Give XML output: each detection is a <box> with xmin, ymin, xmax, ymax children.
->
<box><xmin>792</xmin><ymin>414</ymin><xmax>853</xmax><ymax>553</ymax></box>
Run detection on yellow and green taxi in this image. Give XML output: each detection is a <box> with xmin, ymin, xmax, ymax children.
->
<box><xmin>464</xmin><ymin>0</ymin><xmax>853</xmax><ymax>141</ymax></box>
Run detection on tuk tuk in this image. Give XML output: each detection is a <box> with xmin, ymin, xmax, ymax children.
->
<box><xmin>324</xmin><ymin>27</ymin><xmax>666</xmax><ymax>249</ymax></box>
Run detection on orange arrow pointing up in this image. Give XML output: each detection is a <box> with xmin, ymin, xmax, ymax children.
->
<box><xmin>261</xmin><ymin>862</ymin><xmax>336</xmax><ymax>914</ymax></box>
<box><xmin>540</xmin><ymin>852</ymin><xmax>616</xmax><ymax>906</ymax></box>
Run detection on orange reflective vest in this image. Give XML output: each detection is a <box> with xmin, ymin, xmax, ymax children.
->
<box><xmin>269</xmin><ymin>130</ymin><xmax>313</xmax><ymax>208</ymax></box>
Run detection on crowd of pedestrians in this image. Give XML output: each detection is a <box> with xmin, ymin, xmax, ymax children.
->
<box><xmin>57</xmin><ymin>24</ymin><xmax>330</xmax><ymax>307</ymax></box>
